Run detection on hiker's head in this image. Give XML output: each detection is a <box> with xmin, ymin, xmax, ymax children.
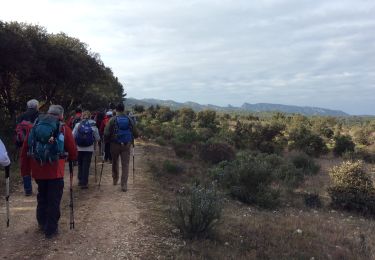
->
<box><xmin>116</xmin><ymin>102</ymin><xmax>125</xmax><ymax>112</ymax></box>
<box><xmin>106</xmin><ymin>111</ymin><xmax>113</xmax><ymax>117</ymax></box>
<box><xmin>82</xmin><ymin>110</ymin><xmax>91</xmax><ymax>120</ymax></box>
<box><xmin>47</xmin><ymin>105</ymin><xmax>64</xmax><ymax>119</ymax></box>
<box><xmin>27</xmin><ymin>99</ymin><xmax>39</xmax><ymax>110</ymax></box>
<box><xmin>75</xmin><ymin>107</ymin><xmax>82</xmax><ymax>113</ymax></box>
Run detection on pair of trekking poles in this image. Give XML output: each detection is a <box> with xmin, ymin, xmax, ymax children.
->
<box><xmin>2</xmin><ymin>163</ymin><xmax>75</xmax><ymax>229</ymax></box>
<box><xmin>94</xmin><ymin>140</ymin><xmax>135</xmax><ymax>188</ymax></box>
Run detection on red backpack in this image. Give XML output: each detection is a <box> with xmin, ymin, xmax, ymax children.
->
<box><xmin>15</xmin><ymin>120</ymin><xmax>33</xmax><ymax>148</ymax></box>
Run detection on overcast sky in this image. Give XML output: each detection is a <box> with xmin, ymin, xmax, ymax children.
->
<box><xmin>1</xmin><ymin>0</ymin><xmax>374</xmax><ymax>114</ymax></box>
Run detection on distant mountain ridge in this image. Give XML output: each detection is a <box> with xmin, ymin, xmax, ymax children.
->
<box><xmin>126</xmin><ymin>98</ymin><xmax>349</xmax><ymax>116</ymax></box>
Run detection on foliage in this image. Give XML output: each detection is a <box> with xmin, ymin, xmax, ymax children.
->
<box><xmin>304</xmin><ymin>193</ymin><xmax>322</xmax><ymax>208</ymax></box>
<box><xmin>163</xmin><ymin>160</ymin><xmax>184</xmax><ymax>174</ymax></box>
<box><xmin>197</xmin><ymin>110</ymin><xmax>218</xmax><ymax>130</ymax></box>
<box><xmin>198</xmin><ymin>142</ymin><xmax>235</xmax><ymax>164</ymax></box>
<box><xmin>177</xmin><ymin>108</ymin><xmax>196</xmax><ymax>129</ymax></box>
<box><xmin>169</xmin><ymin>184</ymin><xmax>222</xmax><ymax>239</ymax></box>
<box><xmin>233</xmin><ymin>121</ymin><xmax>286</xmax><ymax>153</ymax></box>
<box><xmin>156</xmin><ymin>106</ymin><xmax>176</xmax><ymax>122</ymax></box>
<box><xmin>328</xmin><ymin>160</ymin><xmax>375</xmax><ymax>216</ymax></box>
<box><xmin>0</xmin><ymin>21</ymin><xmax>124</xmax><ymax>120</ymax></box>
<box><xmin>288</xmin><ymin>126</ymin><xmax>328</xmax><ymax>157</ymax></box>
<box><xmin>333</xmin><ymin>135</ymin><xmax>355</xmax><ymax>156</ymax></box>
<box><xmin>211</xmin><ymin>152</ymin><xmax>280</xmax><ymax>208</ymax></box>
<box><xmin>291</xmin><ymin>153</ymin><xmax>320</xmax><ymax>175</ymax></box>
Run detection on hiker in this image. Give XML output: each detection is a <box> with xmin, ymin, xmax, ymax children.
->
<box><xmin>0</xmin><ymin>138</ymin><xmax>11</xmax><ymax>167</ymax></box>
<box><xmin>66</xmin><ymin>106</ymin><xmax>82</xmax><ymax>129</ymax></box>
<box><xmin>94</xmin><ymin>110</ymin><xmax>105</xmax><ymax>153</ymax></box>
<box><xmin>20</xmin><ymin>105</ymin><xmax>77</xmax><ymax>238</ymax></box>
<box><xmin>100</xmin><ymin>111</ymin><xmax>113</xmax><ymax>162</ymax></box>
<box><xmin>72</xmin><ymin>110</ymin><xmax>100</xmax><ymax>189</ymax></box>
<box><xmin>104</xmin><ymin>102</ymin><xmax>138</xmax><ymax>192</ymax></box>
<box><xmin>16</xmin><ymin>99</ymin><xmax>39</xmax><ymax>196</ymax></box>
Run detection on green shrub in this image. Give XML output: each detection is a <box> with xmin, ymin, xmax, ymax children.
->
<box><xmin>288</xmin><ymin>126</ymin><xmax>328</xmax><ymax>157</ymax></box>
<box><xmin>197</xmin><ymin>110</ymin><xmax>218</xmax><ymax>130</ymax></box>
<box><xmin>211</xmin><ymin>152</ymin><xmax>280</xmax><ymax>208</ymax></box>
<box><xmin>169</xmin><ymin>184</ymin><xmax>222</xmax><ymax>239</ymax></box>
<box><xmin>328</xmin><ymin>160</ymin><xmax>375</xmax><ymax>216</ymax></box>
<box><xmin>173</xmin><ymin>128</ymin><xmax>199</xmax><ymax>144</ymax></box>
<box><xmin>342</xmin><ymin>149</ymin><xmax>375</xmax><ymax>164</ymax></box>
<box><xmin>173</xmin><ymin>142</ymin><xmax>194</xmax><ymax>159</ymax></box>
<box><xmin>291</xmin><ymin>153</ymin><xmax>320</xmax><ymax>175</ymax></box>
<box><xmin>198</xmin><ymin>142</ymin><xmax>235</xmax><ymax>164</ymax></box>
<box><xmin>155</xmin><ymin>136</ymin><xmax>167</xmax><ymax>146</ymax></box>
<box><xmin>163</xmin><ymin>160</ymin><xmax>184</xmax><ymax>174</ymax></box>
<box><xmin>304</xmin><ymin>193</ymin><xmax>322</xmax><ymax>208</ymax></box>
<box><xmin>333</xmin><ymin>135</ymin><xmax>355</xmax><ymax>156</ymax></box>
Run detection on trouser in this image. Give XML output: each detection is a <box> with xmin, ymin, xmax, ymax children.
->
<box><xmin>104</xmin><ymin>142</ymin><xmax>112</xmax><ymax>161</ymax></box>
<box><xmin>35</xmin><ymin>178</ymin><xmax>64</xmax><ymax>235</ymax></box>
<box><xmin>110</xmin><ymin>142</ymin><xmax>131</xmax><ymax>188</ymax></box>
<box><xmin>23</xmin><ymin>176</ymin><xmax>33</xmax><ymax>195</ymax></box>
<box><xmin>77</xmin><ymin>151</ymin><xmax>93</xmax><ymax>186</ymax></box>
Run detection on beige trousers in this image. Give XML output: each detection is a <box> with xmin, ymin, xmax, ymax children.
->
<box><xmin>110</xmin><ymin>142</ymin><xmax>131</xmax><ymax>188</ymax></box>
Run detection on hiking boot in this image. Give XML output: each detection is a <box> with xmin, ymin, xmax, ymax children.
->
<box><xmin>121</xmin><ymin>183</ymin><xmax>128</xmax><ymax>192</ymax></box>
<box><xmin>25</xmin><ymin>192</ymin><xmax>33</xmax><ymax>197</ymax></box>
<box><xmin>80</xmin><ymin>184</ymin><xmax>88</xmax><ymax>189</ymax></box>
<box><xmin>113</xmin><ymin>179</ymin><xmax>118</xmax><ymax>185</ymax></box>
<box><xmin>45</xmin><ymin>229</ymin><xmax>58</xmax><ymax>239</ymax></box>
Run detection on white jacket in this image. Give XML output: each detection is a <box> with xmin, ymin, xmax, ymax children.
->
<box><xmin>72</xmin><ymin>119</ymin><xmax>100</xmax><ymax>152</ymax></box>
<box><xmin>0</xmin><ymin>138</ymin><xmax>11</xmax><ymax>167</ymax></box>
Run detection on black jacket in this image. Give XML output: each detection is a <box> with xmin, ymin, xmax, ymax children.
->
<box><xmin>16</xmin><ymin>108</ymin><xmax>39</xmax><ymax>124</ymax></box>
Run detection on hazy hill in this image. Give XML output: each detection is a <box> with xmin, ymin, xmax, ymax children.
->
<box><xmin>126</xmin><ymin>98</ymin><xmax>349</xmax><ymax>116</ymax></box>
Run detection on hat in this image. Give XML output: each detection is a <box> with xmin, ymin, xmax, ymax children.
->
<box><xmin>47</xmin><ymin>105</ymin><xmax>64</xmax><ymax>117</ymax></box>
<box><xmin>27</xmin><ymin>99</ymin><xmax>39</xmax><ymax>109</ymax></box>
<box><xmin>106</xmin><ymin>111</ymin><xmax>113</xmax><ymax>116</ymax></box>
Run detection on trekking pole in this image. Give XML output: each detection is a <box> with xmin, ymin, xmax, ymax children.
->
<box><xmin>68</xmin><ymin>161</ymin><xmax>75</xmax><ymax>229</ymax></box>
<box><xmin>132</xmin><ymin>141</ymin><xmax>135</xmax><ymax>184</ymax></box>
<box><xmin>5</xmin><ymin>165</ymin><xmax>10</xmax><ymax>227</ymax></box>
<box><xmin>94</xmin><ymin>143</ymin><xmax>97</xmax><ymax>183</ymax></box>
<box><xmin>98</xmin><ymin>142</ymin><xmax>105</xmax><ymax>188</ymax></box>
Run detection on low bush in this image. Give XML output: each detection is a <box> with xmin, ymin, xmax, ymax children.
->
<box><xmin>211</xmin><ymin>152</ymin><xmax>281</xmax><ymax>208</ymax></box>
<box><xmin>328</xmin><ymin>160</ymin><xmax>375</xmax><ymax>216</ymax></box>
<box><xmin>172</xmin><ymin>142</ymin><xmax>194</xmax><ymax>159</ymax></box>
<box><xmin>333</xmin><ymin>135</ymin><xmax>355</xmax><ymax>156</ymax></box>
<box><xmin>304</xmin><ymin>193</ymin><xmax>322</xmax><ymax>208</ymax></box>
<box><xmin>288</xmin><ymin>127</ymin><xmax>328</xmax><ymax>157</ymax></box>
<box><xmin>169</xmin><ymin>184</ymin><xmax>222</xmax><ymax>239</ymax></box>
<box><xmin>198</xmin><ymin>142</ymin><xmax>235</xmax><ymax>164</ymax></box>
<box><xmin>163</xmin><ymin>160</ymin><xmax>184</xmax><ymax>174</ymax></box>
<box><xmin>291</xmin><ymin>153</ymin><xmax>320</xmax><ymax>175</ymax></box>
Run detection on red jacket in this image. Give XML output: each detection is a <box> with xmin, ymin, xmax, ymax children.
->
<box><xmin>20</xmin><ymin>124</ymin><xmax>78</xmax><ymax>180</ymax></box>
<box><xmin>99</xmin><ymin>116</ymin><xmax>111</xmax><ymax>136</ymax></box>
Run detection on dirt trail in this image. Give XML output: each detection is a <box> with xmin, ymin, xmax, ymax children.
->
<box><xmin>0</xmin><ymin>141</ymin><xmax>180</xmax><ymax>260</ymax></box>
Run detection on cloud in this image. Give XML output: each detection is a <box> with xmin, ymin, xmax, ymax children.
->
<box><xmin>1</xmin><ymin>0</ymin><xmax>374</xmax><ymax>114</ymax></box>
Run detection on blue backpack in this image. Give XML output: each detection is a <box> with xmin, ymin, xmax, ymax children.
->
<box><xmin>115</xmin><ymin>116</ymin><xmax>133</xmax><ymax>144</ymax></box>
<box><xmin>28</xmin><ymin>114</ymin><xmax>64</xmax><ymax>164</ymax></box>
<box><xmin>75</xmin><ymin>120</ymin><xmax>95</xmax><ymax>147</ymax></box>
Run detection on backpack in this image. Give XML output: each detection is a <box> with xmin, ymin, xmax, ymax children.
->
<box><xmin>115</xmin><ymin>116</ymin><xmax>133</xmax><ymax>144</ymax></box>
<box><xmin>28</xmin><ymin>114</ymin><xmax>65</xmax><ymax>164</ymax></box>
<box><xmin>75</xmin><ymin>120</ymin><xmax>95</xmax><ymax>147</ymax></box>
<box><xmin>15</xmin><ymin>120</ymin><xmax>33</xmax><ymax>148</ymax></box>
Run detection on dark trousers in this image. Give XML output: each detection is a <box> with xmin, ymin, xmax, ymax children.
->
<box><xmin>23</xmin><ymin>176</ymin><xmax>33</xmax><ymax>195</ymax></box>
<box><xmin>77</xmin><ymin>151</ymin><xmax>93</xmax><ymax>186</ymax></box>
<box><xmin>35</xmin><ymin>178</ymin><xmax>64</xmax><ymax>235</ymax></box>
<box><xmin>104</xmin><ymin>142</ymin><xmax>112</xmax><ymax>161</ymax></box>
